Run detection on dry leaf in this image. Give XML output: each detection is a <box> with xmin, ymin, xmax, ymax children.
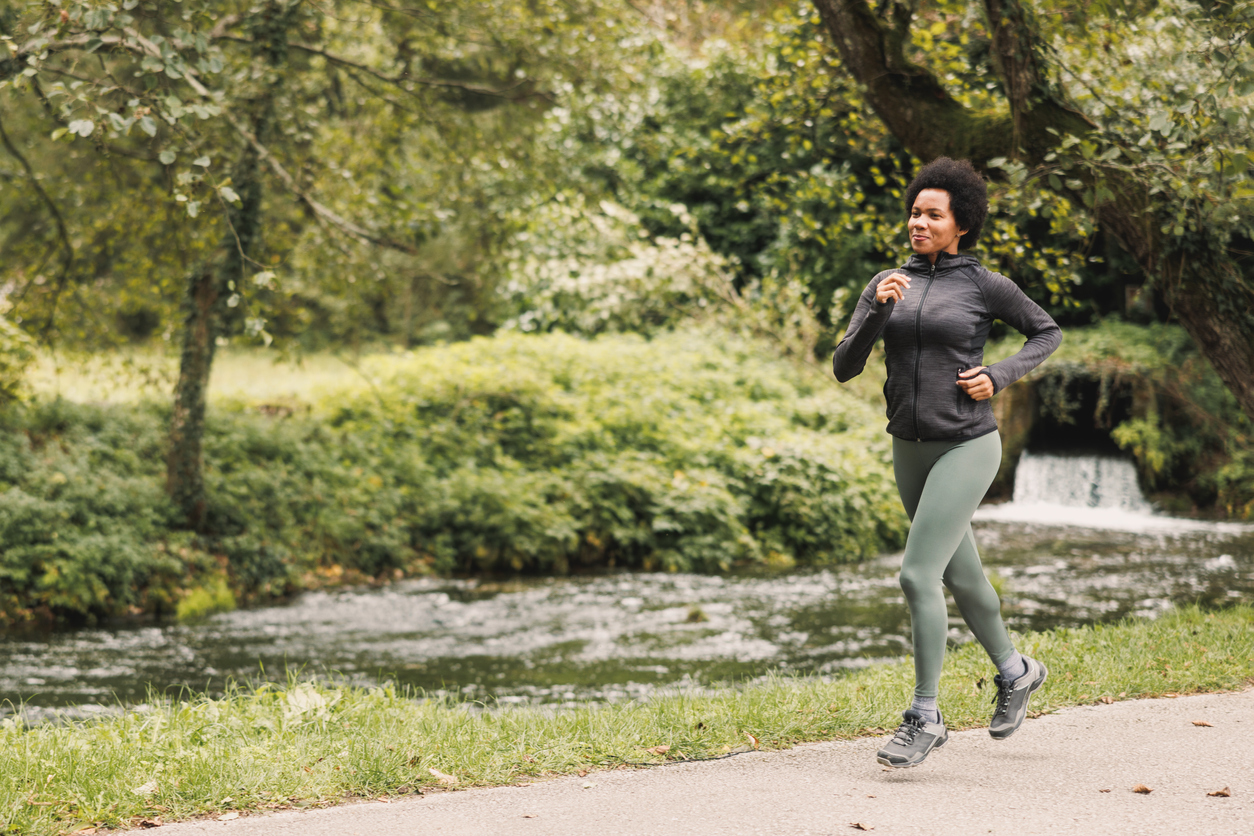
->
<box><xmin>1118</xmin><ymin>691</ymin><xmax>1127</xmax><ymax>697</ymax></box>
<box><xmin>1207</xmin><ymin>787</ymin><xmax>1232</xmax><ymax>798</ymax></box>
<box><xmin>1100</xmin><ymin>696</ymin><xmax>1114</xmax><ymax>704</ymax></box>
<box><xmin>217</xmin><ymin>812</ymin><xmax>239</xmax><ymax>822</ymax></box>
<box><xmin>851</xmin><ymin>823</ymin><xmax>875</xmax><ymax>831</ymax></box>
<box><xmin>645</xmin><ymin>745</ymin><xmax>671</xmax><ymax>755</ymax></box>
<box><xmin>1099</xmin><ymin>789</ymin><xmax>1112</xmax><ymax>793</ymax></box>
<box><xmin>581</xmin><ymin>782</ymin><xmax>595</xmax><ymax>789</ymax></box>
<box><xmin>135</xmin><ymin>818</ymin><xmax>163</xmax><ymax>828</ymax></box>
<box><xmin>521</xmin><ymin>754</ymin><xmax>537</xmax><ymax>763</ymax></box>
<box><xmin>1192</xmin><ymin>720</ymin><xmax>1214</xmax><ymax>727</ymax></box>
<box><xmin>1164</xmin><ymin>693</ymin><xmax>1179</xmax><ymax>698</ymax></box>
<box><xmin>1133</xmin><ymin>784</ymin><xmax>1153</xmax><ymax>794</ymax></box>
<box><xmin>428</xmin><ymin>768</ymin><xmax>458</xmax><ymax>786</ymax></box>
<box><xmin>866</xmin><ymin>794</ymin><xmax>876</xmax><ymax>798</ymax></box>
<box><xmin>523</xmin><ymin>814</ymin><xmax>539</xmax><ymax>818</ymax></box>
<box><xmin>745</xmin><ymin>732</ymin><xmax>760</xmax><ymax>750</ymax></box>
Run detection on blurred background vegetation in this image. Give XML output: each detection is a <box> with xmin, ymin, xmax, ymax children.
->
<box><xmin>2</xmin><ymin>0</ymin><xmax>1253</xmax><ymax>624</ymax></box>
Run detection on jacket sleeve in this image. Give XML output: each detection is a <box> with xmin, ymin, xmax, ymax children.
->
<box><xmin>980</xmin><ymin>269</ymin><xmax>1062</xmax><ymax>393</ymax></box>
<box><xmin>833</xmin><ymin>273</ymin><xmax>895</xmax><ymax>382</ymax></box>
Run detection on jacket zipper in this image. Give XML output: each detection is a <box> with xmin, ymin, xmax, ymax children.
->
<box><xmin>912</xmin><ymin>259</ymin><xmax>938</xmax><ymax>441</ymax></box>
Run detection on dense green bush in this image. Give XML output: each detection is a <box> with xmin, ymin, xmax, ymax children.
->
<box><xmin>0</xmin><ymin>330</ymin><xmax>907</xmax><ymax>623</ymax></box>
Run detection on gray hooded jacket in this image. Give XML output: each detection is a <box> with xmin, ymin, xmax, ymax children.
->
<box><xmin>833</xmin><ymin>251</ymin><xmax>1061</xmax><ymax>442</ymax></box>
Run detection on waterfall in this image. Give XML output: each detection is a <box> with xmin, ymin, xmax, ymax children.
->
<box><xmin>1010</xmin><ymin>453</ymin><xmax>1152</xmax><ymax>513</ymax></box>
<box><xmin>972</xmin><ymin>451</ymin><xmax>1250</xmax><ymax>532</ymax></box>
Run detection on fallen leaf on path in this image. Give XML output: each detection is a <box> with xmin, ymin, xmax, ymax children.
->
<box><xmin>135</xmin><ymin>818</ymin><xmax>163</xmax><ymax>828</ymax></box>
<box><xmin>582</xmin><ymin>782</ymin><xmax>596</xmax><ymax>789</ymax></box>
<box><xmin>1207</xmin><ymin>787</ymin><xmax>1231</xmax><ymax>798</ymax></box>
<box><xmin>745</xmin><ymin>732</ymin><xmax>760</xmax><ymax>750</ymax></box>
<box><xmin>217</xmin><ymin>812</ymin><xmax>239</xmax><ymax>822</ymax></box>
<box><xmin>428</xmin><ymin>768</ymin><xmax>458</xmax><ymax>786</ymax></box>
<box><xmin>1099</xmin><ymin>789</ymin><xmax>1111</xmax><ymax>793</ymax></box>
<box><xmin>1164</xmin><ymin>692</ymin><xmax>1179</xmax><ymax>698</ymax></box>
<box><xmin>1192</xmin><ymin>720</ymin><xmax>1214</xmax><ymax>727</ymax></box>
<box><xmin>850</xmin><ymin>823</ymin><xmax>874</xmax><ymax>831</ymax></box>
<box><xmin>866</xmin><ymin>794</ymin><xmax>876</xmax><ymax>798</ymax></box>
<box><xmin>645</xmin><ymin>745</ymin><xmax>671</xmax><ymax>755</ymax></box>
<box><xmin>523</xmin><ymin>814</ymin><xmax>538</xmax><ymax>818</ymax></box>
<box><xmin>1133</xmin><ymin>784</ymin><xmax>1153</xmax><ymax>794</ymax></box>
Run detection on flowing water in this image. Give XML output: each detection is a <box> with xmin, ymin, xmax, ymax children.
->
<box><xmin>3</xmin><ymin>452</ymin><xmax>1252</xmax><ymax>717</ymax></box>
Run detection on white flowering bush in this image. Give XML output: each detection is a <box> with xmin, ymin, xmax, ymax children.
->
<box><xmin>504</xmin><ymin>198</ymin><xmax>730</xmax><ymax>336</ymax></box>
<box><xmin>504</xmin><ymin>198</ymin><xmax>825</xmax><ymax>360</ymax></box>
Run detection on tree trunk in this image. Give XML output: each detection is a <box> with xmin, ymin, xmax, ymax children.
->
<box><xmin>166</xmin><ymin>265</ymin><xmax>222</xmax><ymax>529</ymax></box>
<box><xmin>165</xmin><ymin>0</ymin><xmax>293</xmax><ymax>527</ymax></box>
<box><xmin>166</xmin><ymin>142</ymin><xmax>265</xmax><ymax>529</ymax></box>
<box><xmin>811</xmin><ymin>0</ymin><xmax>1254</xmax><ymax>421</ymax></box>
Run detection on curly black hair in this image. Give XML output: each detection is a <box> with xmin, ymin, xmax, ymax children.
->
<box><xmin>903</xmin><ymin>157</ymin><xmax>988</xmax><ymax>250</ymax></box>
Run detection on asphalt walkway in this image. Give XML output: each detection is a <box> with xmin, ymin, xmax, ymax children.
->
<box><xmin>157</xmin><ymin>689</ymin><xmax>1253</xmax><ymax>836</ymax></box>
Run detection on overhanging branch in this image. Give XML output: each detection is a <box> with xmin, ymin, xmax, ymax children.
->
<box><xmin>234</xmin><ymin>125</ymin><xmax>418</xmax><ymax>255</ymax></box>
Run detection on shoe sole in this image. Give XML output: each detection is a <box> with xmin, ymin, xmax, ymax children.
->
<box><xmin>875</xmin><ymin>731</ymin><xmax>947</xmax><ymax>768</ymax></box>
<box><xmin>989</xmin><ymin>662</ymin><xmax>1049</xmax><ymax>740</ymax></box>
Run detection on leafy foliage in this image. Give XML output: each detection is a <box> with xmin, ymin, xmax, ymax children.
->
<box><xmin>0</xmin><ymin>330</ymin><xmax>907</xmax><ymax>622</ymax></box>
<box><xmin>993</xmin><ymin>319</ymin><xmax>1254</xmax><ymax>514</ymax></box>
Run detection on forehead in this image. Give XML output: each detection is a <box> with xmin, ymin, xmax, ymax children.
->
<box><xmin>912</xmin><ymin>188</ymin><xmax>952</xmax><ymax>212</ymax></box>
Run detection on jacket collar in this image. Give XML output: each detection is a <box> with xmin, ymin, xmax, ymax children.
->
<box><xmin>905</xmin><ymin>251</ymin><xmax>979</xmax><ymax>273</ymax></box>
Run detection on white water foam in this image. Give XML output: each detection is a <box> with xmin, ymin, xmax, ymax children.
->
<box><xmin>973</xmin><ymin>451</ymin><xmax>1253</xmax><ymax>534</ymax></box>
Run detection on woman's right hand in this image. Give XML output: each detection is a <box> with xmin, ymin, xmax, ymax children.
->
<box><xmin>876</xmin><ymin>273</ymin><xmax>911</xmax><ymax>304</ymax></box>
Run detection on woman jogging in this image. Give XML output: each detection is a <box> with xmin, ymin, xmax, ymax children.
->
<box><xmin>833</xmin><ymin>157</ymin><xmax>1061</xmax><ymax>768</ymax></box>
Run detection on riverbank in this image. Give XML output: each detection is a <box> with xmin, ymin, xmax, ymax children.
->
<box><xmin>0</xmin><ymin>329</ymin><xmax>907</xmax><ymax>626</ymax></box>
<box><xmin>2</xmin><ymin>604</ymin><xmax>1250</xmax><ymax>835</ymax></box>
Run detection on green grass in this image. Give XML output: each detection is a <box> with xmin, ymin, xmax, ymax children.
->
<box><xmin>26</xmin><ymin>347</ymin><xmax>367</xmax><ymax>405</ymax></box>
<box><xmin>2</xmin><ymin>604</ymin><xmax>1250</xmax><ymax>834</ymax></box>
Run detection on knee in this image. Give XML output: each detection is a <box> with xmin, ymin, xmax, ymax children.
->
<box><xmin>899</xmin><ymin>565</ymin><xmax>940</xmax><ymax>600</ymax></box>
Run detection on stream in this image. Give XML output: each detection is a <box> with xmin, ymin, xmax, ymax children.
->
<box><xmin>2</xmin><ymin>452</ymin><xmax>1251</xmax><ymax>717</ymax></box>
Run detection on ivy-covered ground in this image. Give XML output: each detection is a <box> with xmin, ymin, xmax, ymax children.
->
<box><xmin>0</xmin><ymin>329</ymin><xmax>907</xmax><ymax>625</ymax></box>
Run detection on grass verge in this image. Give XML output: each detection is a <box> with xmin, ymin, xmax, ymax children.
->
<box><xmin>2</xmin><ymin>604</ymin><xmax>1251</xmax><ymax>834</ymax></box>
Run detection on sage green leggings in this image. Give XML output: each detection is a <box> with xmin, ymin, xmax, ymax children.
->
<box><xmin>893</xmin><ymin>432</ymin><xmax>1015</xmax><ymax>700</ymax></box>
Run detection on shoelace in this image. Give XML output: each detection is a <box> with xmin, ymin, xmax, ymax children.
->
<box><xmin>890</xmin><ymin>718</ymin><xmax>924</xmax><ymax>747</ymax></box>
<box><xmin>992</xmin><ymin>678</ymin><xmax>1013</xmax><ymax>718</ymax></box>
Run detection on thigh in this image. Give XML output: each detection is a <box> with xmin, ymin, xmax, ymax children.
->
<box><xmin>903</xmin><ymin>433</ymin><xmax>1002</xmax><ymax>572</ymax></box>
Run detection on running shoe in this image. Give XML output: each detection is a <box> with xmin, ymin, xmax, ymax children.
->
<box><xmin>989</xmin><ymin>656</ymin><xmax>1048</xmax><ymax>739</ymax></box>
<box><xmin>875</xmin><ymin>709</ymin><xmax>948</xmax><ymax>768</ymax></box>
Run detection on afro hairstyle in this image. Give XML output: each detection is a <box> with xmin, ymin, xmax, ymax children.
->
<box><xmin>903</xmin><ymin>157</ymin><xmax>988</xmax><ymax>250</ymax></box>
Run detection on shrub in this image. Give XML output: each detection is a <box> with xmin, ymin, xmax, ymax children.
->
<box><xmin>0</xmin><ymin>329</ymin><xmax>907</xmax><ymax>622</ymax></box>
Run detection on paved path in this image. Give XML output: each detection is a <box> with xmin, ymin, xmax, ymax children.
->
<box><xmin>158</xmin><ymin>689</ymin><xmax>1253</xmax><ymax>836</ymax></box>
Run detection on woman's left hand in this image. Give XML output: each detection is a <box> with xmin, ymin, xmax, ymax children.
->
<box><xmin>957</xmin><ymin>366</ymin><xmax>994</xmax><ymax>401</ymax></box>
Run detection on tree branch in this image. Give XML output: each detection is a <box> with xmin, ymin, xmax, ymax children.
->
<box><xmin>216</xmin><ymin>36</ymin><xmax>543</xmax><ymax>100</ymax></box>
<box><xmin>0</xmin><ymin>110</ymin><xmax>74</xmax><ymax>334</ymax></box>
<box><xmin>233</xmin><ymin>125</ymin><xmax>418</xmax><ymax>255</ymax></box>
<box><xmin>811</xmin><ymin>0</ymin><xmax>1012</xmax><ymax>165</ymax></box>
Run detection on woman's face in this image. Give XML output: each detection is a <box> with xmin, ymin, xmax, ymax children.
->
<box><xmin>909</xmin><ymin>188</ymin><xmax>967</xmax><ymax>260</ymax></box>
